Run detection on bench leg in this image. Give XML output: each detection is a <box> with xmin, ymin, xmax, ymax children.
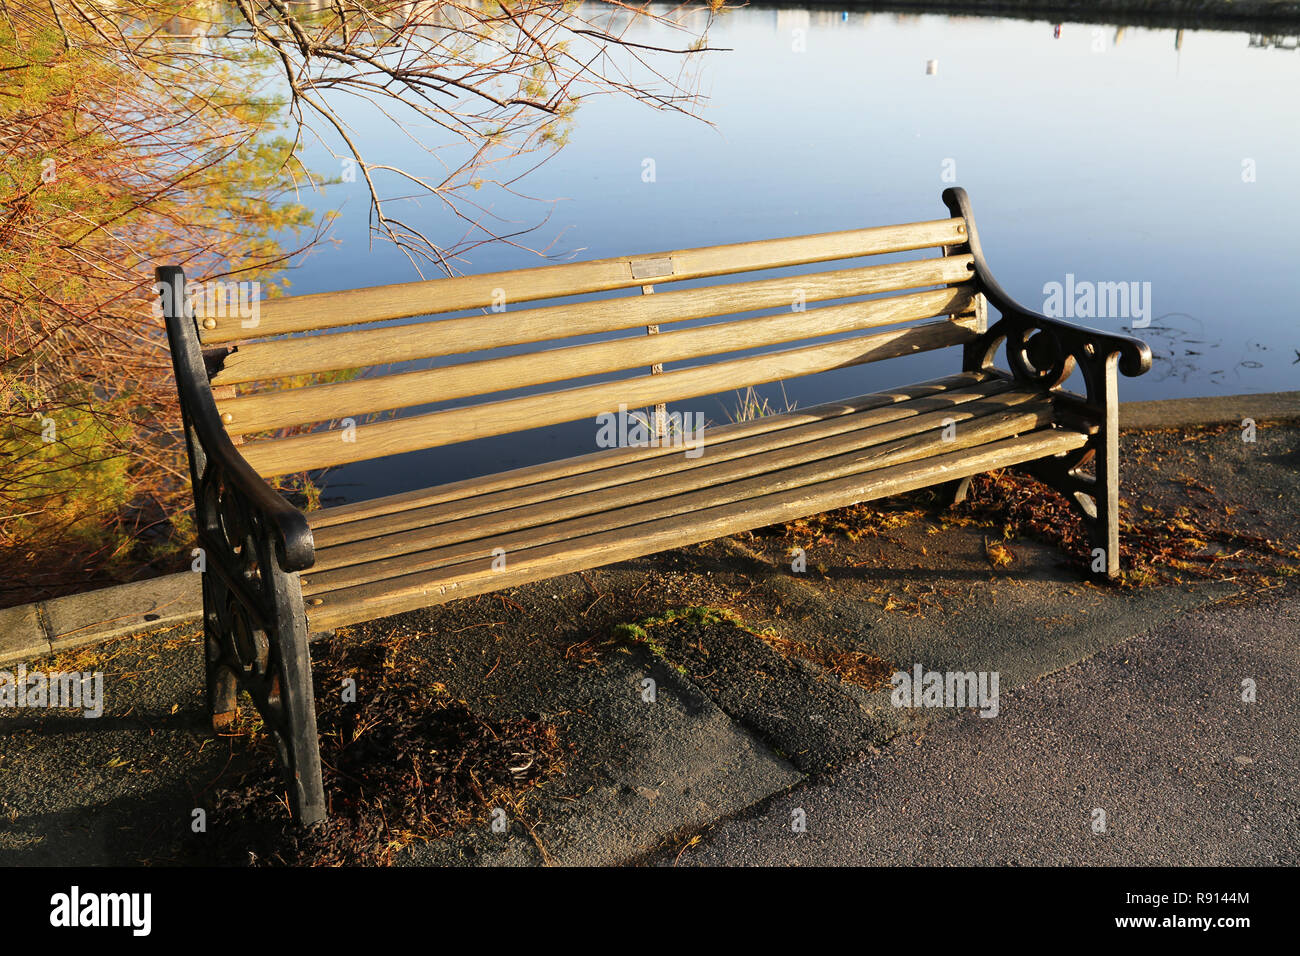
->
<box><xmin>272</xmin><ymin>600</ymin><xmax>328</xmax><ymax>828</ymax></box>
<box><xmin>200</xmin><ymin>559</ymin><xmax>326</xmax><ymax>827</ymax></box>
<box><xmin>939</xmin><ymin>476</ymin><xmax>972</xmax><ymax>507</ymax></box>
<box><xmin>1021</xmin><ymin>358</ymin><xmax>1122</xmax><ymax>581</ymax></box>
<box><xmin>1020</xmin><ymin>450</ymin><xmax>1118</xmax><ymax>581</ymax></box>
<box><xmin>1080</xmin><ymin>354</ymin><xmax>1121</xmax><ymax>580</ymax></box>
<box><xmin>202</xmin><ymin>574</ymin><xmax>239</xmax><ymax>730</ymax></box>
<box><xmin>1092</xmin><ymin>409</ymin><xmax>1121</xmax><ymax>579</ymax></box>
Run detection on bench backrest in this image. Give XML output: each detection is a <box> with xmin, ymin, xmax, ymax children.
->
<box><xmin>196</xmin><ymin>211</ymin><xmax>984</xmax><ymax>477</ymax></box>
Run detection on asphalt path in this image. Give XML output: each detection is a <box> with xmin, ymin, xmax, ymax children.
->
<box><xmin>658</xmin><ymin>597</ymin><xmax>1299</xmax><ymax>865</ymax></box>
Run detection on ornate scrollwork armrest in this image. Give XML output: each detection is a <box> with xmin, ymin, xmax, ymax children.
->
<box><xmin>156</xmin><ymin>266</ymin><xmax>314</xmax><ymax>573</ymax></box>
<box><xmin>983</xmin><ymin>297</ymin><xmax>1152</xmax><ymax>381</ymax></box>
<box><xmin>940</xmin><ymin>188</ymin><xmax>1153</xmax><ymax>399</ymax></box>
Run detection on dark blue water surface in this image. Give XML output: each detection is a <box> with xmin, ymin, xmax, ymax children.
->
<box><xmin>280</xmin><ymin>7</ymin><xmax>1300</xmax><ymax>503</ymax></box>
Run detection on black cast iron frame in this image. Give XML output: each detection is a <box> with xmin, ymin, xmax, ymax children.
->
<box><xmin>157</xmin><ymin>265</ymin><xmax>325</xmax><ymax>826</ymax></box>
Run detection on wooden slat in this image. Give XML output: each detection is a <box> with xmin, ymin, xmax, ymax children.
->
<box><xmin>239</xmin><ymin>319</ymin><xmax>981</xmax><ymax>476</ymax></box>
<box><xmin>218</xmin><ymin>286</ymin><xmax>976</xmax><ymax>436</ymax></box>
<box><xmin>303</xmin><ymin>394</ymin><xmax>1052</xmax><ymax>589</ymax></box>
<box><xmin>306</xmin><ymin>403</ymin><xmax>1052</xmax><ymax>594</ymax></box>
<box><xmin>210</xmin><ymin>255</ymin><xmax>975</xmax><ymax>387</ymax></box>
<box><xmin>309</xmin><ymin>377</ymin><xmax>1023</xmax><ymax>551</ymax></box>
<box><xmin>199</xmin><ymin>217</ymin><xmax>969</xmax><ymax>345</ymax></box>
<box><xmin>307</xmin><ymin>371</ymin><xmax>998</xmax><ymax>528</ymax></box>
<box><xmin>305</xmin><ymin>429</ymin><xmax>1086</xmax><ymax>632</ymax></box>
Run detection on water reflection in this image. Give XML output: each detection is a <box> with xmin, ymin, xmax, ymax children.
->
<box><xmin>1248</xmin><ymin>33</ymin><xmax>1300</xmax><ymax>49</ymax></box>
<box><xmin>282</xmin><ymin>5</ymin><xmax>1300</xmax><ymax>503</ymax></box>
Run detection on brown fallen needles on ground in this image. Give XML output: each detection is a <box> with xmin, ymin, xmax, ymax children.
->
<box><xmin>210</xmin><ymin>634</ymin><xmax>564</xmax><ymax>866</ymax></box>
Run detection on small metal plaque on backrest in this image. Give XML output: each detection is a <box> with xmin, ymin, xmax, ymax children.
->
<box><xmin>629</xmin><ymin>256</ymin><xmax>675</xmax><ymax>281</ymax></box>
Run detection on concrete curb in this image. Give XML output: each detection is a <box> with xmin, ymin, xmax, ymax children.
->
<box><xmin>2</xmin><ymin>390</ymin><xmax>1297</xmax><ymax>667</ymax></box>
<box><xmin>0</xmin><ymin>573</ymin><xmax>200</xmax><ymax>666</ymax></box>
<box><xmin>1120</xmin><ymin>390</ymin><xmax>1300</xmax><ymax>430</ymax></box>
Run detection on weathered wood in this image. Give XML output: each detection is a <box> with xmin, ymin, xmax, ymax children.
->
<box><xmin>302</xmin><ymin>397</ymin><xmax>1053</xmax><ymax>590</ymax></box>
<box><xmin>306</xmin><ymin>371</ymin><xmax>1000</xmax><ymax>528</ymax></box>
<box><xmin>210</xmin><ymin>254</ymin><xmax>975</xmax><ymax>387</ymax></box>
<box><xmin>309</xmin><ymin>386</ymin><xmax>1042</xmax><ymax>563</ymax></box>
<box><xmin>218</xmin><ymin>286</ymin><xmax>976</xmax><ymax>436</ymax></box>
<box><xmin>239</xmin><ymin>319</ymin><xmax>981</xmax><ymax>476</ymax></box>
<box><xmin>305</xmin><ymin>429</ymin><xmax>1088</xmax><ymax>632</ymax></box>
<box><xmin>309</xmin><ymin>377</ymin><xmax>1024</xmax><ymax>551</ymax></box>
<box><xmin>199</xmin><ymin>218</ymin><xmax>969</xmax><ymax>345</ymax></box>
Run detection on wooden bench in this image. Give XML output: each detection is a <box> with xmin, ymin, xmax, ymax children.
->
<box><xmin>159</xmin><ymin>188</ymin><xmax>1151</xmax><ymax>825</ymax></box>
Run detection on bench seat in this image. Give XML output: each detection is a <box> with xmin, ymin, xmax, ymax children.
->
<box><xmin>299</xmin><ymin>371</ymin><xmax>1084</xmax><ymax>632</ymax></box>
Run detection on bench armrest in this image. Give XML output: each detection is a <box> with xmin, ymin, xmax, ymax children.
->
<box><xmin>157</xmin><ymin>266</ymin><xmax>315</xmax><ymax>573</ymax></box>
<box><xmin>941</xmin><ymin>188</ymin><xmax>1152</xmax><ymax>381</ymax></box>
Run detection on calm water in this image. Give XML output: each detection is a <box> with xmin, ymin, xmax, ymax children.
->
<box><xmin>281</xmin><ymin>7</ymin><xmax>1300</xmax><ymax>503</ymax></box>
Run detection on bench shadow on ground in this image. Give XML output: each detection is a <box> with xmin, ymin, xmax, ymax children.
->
<box><xmin>0</xmin><ymin>636</ymin><xmax>292</xmax><ymax>865</ymax></box>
